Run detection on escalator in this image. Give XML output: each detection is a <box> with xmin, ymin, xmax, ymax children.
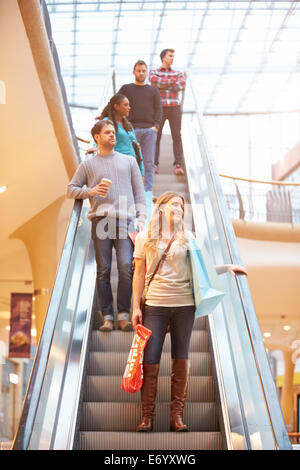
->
<box><xmin>12</xmin><ymin>78</ymin><xmax>292</xmax><ymax>450</ymax></box>
<box><xmin>76</xmin><ymin>135</ymin><xmax>224</xmax><ymax>450</ymax></box>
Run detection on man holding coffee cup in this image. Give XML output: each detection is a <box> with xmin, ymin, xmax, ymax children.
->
<box><xmin>67</xmin><ymin>119</ymin><xmax>147</xmax><ymax>332</ymax></box>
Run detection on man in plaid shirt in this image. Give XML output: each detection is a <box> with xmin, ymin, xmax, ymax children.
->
<box><xmin>149</xmin><ymin>49</ymin><xmax>186</xmax><ymax>175</ymax></box>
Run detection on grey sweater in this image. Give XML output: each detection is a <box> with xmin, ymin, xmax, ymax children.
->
<box><xmin>67</xmin><ymin>151</ymin><xmax>147</xmax><ymax>222</ymax></box>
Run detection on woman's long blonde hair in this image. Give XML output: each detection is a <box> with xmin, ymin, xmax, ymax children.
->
<box><xmin>145</xmin><ymin>191</ymin><xmax>188</xmax><ymax>252</ymax></box>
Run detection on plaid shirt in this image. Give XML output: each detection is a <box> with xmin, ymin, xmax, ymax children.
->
<box><xmin>149</xmin><ymin>67</ymin><xmax>186</xmax><ymax>107</ymax></box>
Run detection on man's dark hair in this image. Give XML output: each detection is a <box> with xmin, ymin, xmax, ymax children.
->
<box><xmin>160</xmin><ymin>48</ymin><xmax>175</xmax><ymax>61</ymax></box>
<box><xmin>91</xmin><ymin>119</ymin><xmax>114</xmax><ymax>140</ymax></box>
<box><xmin>133</xmin><ymin>60</ymin><xmax>147</xmax><ymax>70</ymax></box>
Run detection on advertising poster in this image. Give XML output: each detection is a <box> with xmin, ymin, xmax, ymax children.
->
<box><xmin>8</xmin><ymin>293</ymin><xmax>32</xmax><ymax>358</ymax></box>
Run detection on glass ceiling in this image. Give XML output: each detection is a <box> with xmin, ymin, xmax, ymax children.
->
<box><xmin>45</xmin><ymin>1</ymin><xmax>300</xmax><ymax>180</ymax></box>
<box><xmin>46</xmin><ymin>0</ymin><xmax>300</xmax><ymax>114</ymax></box>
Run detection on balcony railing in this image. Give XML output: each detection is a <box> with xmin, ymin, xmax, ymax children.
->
<box><xmin>220</xmin><ymin>174</ymin><xmax>300</xmax><ymax>224</ymax></box>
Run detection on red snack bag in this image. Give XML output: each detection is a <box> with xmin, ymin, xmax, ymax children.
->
<box><xmin>128</xmin><ymin>231</ymin><xmax>139</xmax><ymax>245</ymax></box>
<box><xmin>121</xmin><ymin>324</ymin><xmax>152</xmax><ymax>393</ymax></box>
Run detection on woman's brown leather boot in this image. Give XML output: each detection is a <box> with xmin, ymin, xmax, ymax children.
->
<box><xmin>137</xmin><ymin>363</ymin><xmax>160</xmax><ymax>432</ymax></box>
<box><xmin>170</xmin><ymin>358</ymin><xmax>189</xmax><ymax>432</ymax></box>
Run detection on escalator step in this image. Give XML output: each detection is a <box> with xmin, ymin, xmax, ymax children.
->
<box><xmin>91</xmin><ymin>329</ymin><xmax>209</xmax><ymax>353</ymax></box>
<box><xmin>153</xmin><ymin>182</ymin><xmax>187</xmax><ymax>194</ymax></box>
<box><xmin>153</xmin><ymin>174</ymin><xmax>186</xmax><ymax>184</ymax></box>
<box><xmin>84</xmin><ymin>375</ymin><xmax>216</xmax><ymax>403</ymax></box>
<box><xmin>77</xmin><ymin>431</ymin><xmax>224</xmax><ymax>450</ymax></box>
<box><xmin>94</xmin><ymin>315</ymin><xmax>206</xmax><ymax>333</ymax></box>
<box><xmin>154</xmin><ymin>167</ymin><xmax>186</xmax><ymax>175</ymax></box>
<box><xmin>193</xmin><ymin>316</ymin><xmax>207</xmax><ymax>330</ymax></box>
<box><xmin>95</xmin><ymin>316</ymin><xmax>206</xmax><ymax>330</ymax></box>
<box><xmin>88</xmin><ymin>351</ymin><xmax>212</xmax><ymax>376</ymax></box>
<box><xmin>80</xmin><ymin>402</ymin><xmax>220</xmax><ymax>432</ymax></box>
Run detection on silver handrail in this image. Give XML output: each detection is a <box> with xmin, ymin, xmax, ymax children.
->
<box><xmin>50</xmin><ymin>210</ymin><xmax>96</xmax><ymax>450</ymax></box>
<box><xmin>12</xmin><ymin>199</ymin><xmax>83</xmax><ymax>449</ymax></box>
<box><xmin>183</xmin><ymin>70</ymin><xmax>292</xmax><ymax>450</ymax></box>
<box><xmin>182</xmin><ymin>114</ymin><xmax>249</xmax><ymax>450</ymax></box>
<box><xmin>77</xmin><ymin>67</ymin><xmax>116</xmax><ymax>155</ymax></box>
<box><xmin>96</xmin><ymin>67</ymin><xmax>116</xmax><ymax>117</ymax></box>
<box><xmin>13</xmin><ymin>64</ymin><xmax>116</xmax><ymax>449</ymax></box>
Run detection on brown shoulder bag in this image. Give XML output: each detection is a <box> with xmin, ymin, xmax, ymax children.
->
<box><xmin>140</xmin><ymin>236</ymin><xmax>175</xmax><ymax>313</ymax></box>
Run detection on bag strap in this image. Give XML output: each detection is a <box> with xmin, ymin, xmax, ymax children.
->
<box><xmin>144</xmin><ymin>236</ymin><xmax>175</xmax><ymax>294</ymax></box>
<box><xmin>124</xmin><ymin>124</ymin><xmax>143</xmax><ymax>167</ymax></box>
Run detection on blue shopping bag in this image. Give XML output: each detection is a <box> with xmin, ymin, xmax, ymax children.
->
<box><xmin>145</xmin><ymin>190</ymin><xmax>153</xmax><ymax>226</ymax></box>
<box><xmin>188</xmin><ymin>238</ymin><xmax>224</xmax><ymax>318</ymax></box>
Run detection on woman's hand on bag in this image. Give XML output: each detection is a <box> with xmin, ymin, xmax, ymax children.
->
<box><xmin>132</xmin><ymin>308</ymin><xmax>143</xmax><ymax>328</ymax></box>
<box><xmin>227</xmin><ymin>264</ymin><xmax>248</xmax><ymax>277</ymax></box>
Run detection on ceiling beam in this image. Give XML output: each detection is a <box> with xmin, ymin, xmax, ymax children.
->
<box><xmin>204</xmin><ymin>0</ymin><xmax>255</xmax><ymax>112</ymax></box>
<box><xmin>186</xmin><ymin>0</ymin><xmax>211</xmax><ymax>69</ymax></box>
<box><xmin>110</xmin><ymin>1</ymin><xmax>123</xmax><ymax>68</ymax></box>
<box><xmin>235</xmin><ymin>0</ymin><xmax>297</xmax><ymax>113</ymax></box>
<box><xmin>149</xmin><ymin>0</ymin><xmax>168</xmax><ymax>70</ymax></box>
<box><xmin>46</xmin><ymin>0</ymin><xmax>296</xmax><ymax>13</ymax></box>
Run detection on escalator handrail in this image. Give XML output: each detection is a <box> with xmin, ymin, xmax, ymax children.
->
<box><xmin>181</xmin><ymin>113</ymin><xmax>248</xmax><ymax>449</ymax></box>
<box><xmin>51</xmin><ymin>231</ymin><xmax>96</xmax><ymax>450</ymax></box>
<box><xmin>95</xmin><ymin>67</ymin><xmax>116</xmax><ymax>117</ymax></box>
<box><xmin>12</xmin><ymin>1</ymin><xmax>86</xmax><ymax>448</ymax></box>
<box><xmin>77</xmin><ymin>67</ymin><xmax>116</xmax><ymax>157</ymax></box>
<box><xmin>12</xmin><ymin>41</ymin><xmax>116</xmax><ymax>446</ymax></box>
<box><xmin>186</xmin><ymin>70</ymin><xmax>292</xmax><ymax>450</ymax></box>
<box><xmin>12</xmin><ymin>199</ymin><xmax>83</xmax><ymax>449</ymax></box>
<box><xmin>12</xmin><ymin>11</ymin><xmax>116</xmax><ymax>440</ymax></box>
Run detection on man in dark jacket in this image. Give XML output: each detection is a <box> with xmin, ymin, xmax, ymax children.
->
<box><xmin>119</xmin><ymin>60</ymin><xmax>162</xmax><ymax>193</ymax></box>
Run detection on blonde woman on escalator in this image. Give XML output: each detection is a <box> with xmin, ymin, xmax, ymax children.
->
<box><xmin>131</xmin><ymin>191</ymin><xmax>247</xmax><ymax>432</ymax></box>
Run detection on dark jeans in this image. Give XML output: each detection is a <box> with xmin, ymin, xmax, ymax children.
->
<box><xmin>155</xmin><ymin>105</ymin><xmax>184</xmax><ymax>167</ymax></box>
<box><xmin>91</xmin><ymin>217</ymin><xmax>133</xmax><ymax>321</ymax></box>
<box><xmin>142</xmin><ymin>305</ymin><xmax>195</xmax><ymax>364</ymax></box>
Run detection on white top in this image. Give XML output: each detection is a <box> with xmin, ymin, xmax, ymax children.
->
<box><xmin>133</xmin><ymin>230</ymin><xmax>195</xmax><ymax>307</ymax></box>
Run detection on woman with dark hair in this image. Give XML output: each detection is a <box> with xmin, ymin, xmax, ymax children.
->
<box><xmin>87</xmin><ymin>94</ymin><xmax>145</xmax><ymax>176</ymax></box>
<box><xmin>131</xmin><ymin>191</ymin><xmax>247</xmax><ymax>432</ymax></box>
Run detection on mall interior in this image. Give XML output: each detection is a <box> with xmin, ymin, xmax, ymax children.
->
<box><xmin>0</xmin><ymin>0</ymin><xmax>300</xmax><ymax>451</ymax></box>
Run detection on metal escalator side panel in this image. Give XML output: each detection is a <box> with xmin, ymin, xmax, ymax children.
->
<box><xmin>51</xmin><ymin>238</ymin><xmax>96</xmax><ymax>450</ymax></box>
<box><xmin>193</xmin><ymin>109</ymin><xmax>291</xmax><ymax>449</ymax></box>
<box><xmin>235</xmin><ymin>275</ymin><xmax>293</xmax><ymax>450</ymax></box>
<box><xmin>207</xmin><ymin>313</ymin><xmax>243</xmax><ymax>450</ymax></box>
<box><xmin>182</xmin><ymin>116</ymin><xmax>249</xmax><ymax>450</ymax></box>
<box><xmin>181</xmin><ymin>88</ymin><xmax>291</xmax><ymax>450</ymax></box>
<box><xmin>25</xmin><ymin>203</ymin><xmax>95</xmax><ymax>450</ymax></box>
<box><xmin>12</xmin><ymin>199</ymin><xmax>83</xmax><ymax>450</ymax></box>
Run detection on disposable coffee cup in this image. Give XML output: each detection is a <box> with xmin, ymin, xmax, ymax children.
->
<box><xmin>100</xmin><ymin>178</ymin><xmax>112</xmax><ymax>197</ymax></box>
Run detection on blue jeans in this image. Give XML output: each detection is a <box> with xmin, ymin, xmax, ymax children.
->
<box><xmin>134</xmin><ymin>127</ymin><xmax>157</xmax><ymax>192</ymax></box>
<box><xmin>91</xmin><ymin>217</ymin><xmax>133</xmax><ymax>321</ymax></box>
<box><xmin>142</xmin><ymin>305</ymin><xmax>195</xmax><ymax>364</ymax></box>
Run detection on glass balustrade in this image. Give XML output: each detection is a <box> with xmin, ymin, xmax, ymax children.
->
<box><xmin>220</xmin><ymin>176</ymin><xmax>300</xmax><ymax>224</ymax></box>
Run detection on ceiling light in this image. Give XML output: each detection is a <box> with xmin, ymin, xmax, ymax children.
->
<box><xmin>263</xmin><ymin>332</ymin><xmax>271</xmax><ymax>338</ymax></box>
<box><xmin>0</xmin><ymin>186</ymin><xmax>7</xmax><ymax>193</ymax></box>
<box><xmin>9</xmin><ymin>373</ymin><xmax>19</xmax><ymax>385</ymax></box>
<box><xmin>283</xmin><ymin>325</ymin><xmax>291</xmax><ymax>331</ymax></box>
